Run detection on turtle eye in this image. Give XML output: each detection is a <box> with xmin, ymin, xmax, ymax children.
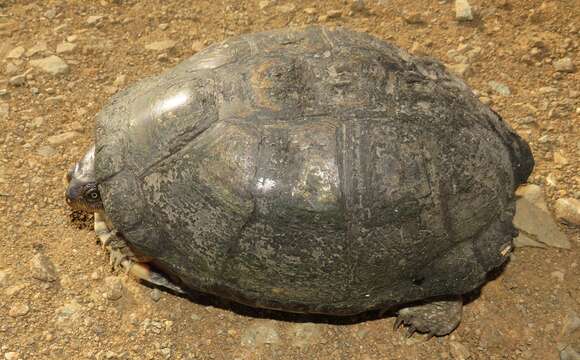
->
<box><xmin>84</xmin><ymin>188</ymin><xmax>101</xmax><ymax>202</ymax></box>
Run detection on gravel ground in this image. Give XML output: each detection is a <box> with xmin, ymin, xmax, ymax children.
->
<box><xmin>0</xmin><ymin>0</ymin><xmax>578</xmax><ymax>359</ymax></box>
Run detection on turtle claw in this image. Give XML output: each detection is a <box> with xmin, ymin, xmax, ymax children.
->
<box><xmin>393</xmin><ymin>316</ymin><xmax>404</xmax><ymax>331</ymax></box>
<box><xmin>392</xmin><ymin>299</ymin><xmax>463</xmax><ymax>338</ymax></box>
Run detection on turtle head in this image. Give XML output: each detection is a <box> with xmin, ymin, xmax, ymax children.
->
<box><xmin>65</xmin><ymin>145</ymin><xmax>103</xmax><ymax>212</ymax></box>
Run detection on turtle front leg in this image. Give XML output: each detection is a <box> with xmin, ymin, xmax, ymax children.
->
<box><xmin>393</xmin><ymin>297</ymin><xmax>463</xmax><ymax>337</ymax></box>
<box><xmin>94</xmin><ymin>212</ymin><xmax>186</xmax><ymax>294</ymax></box>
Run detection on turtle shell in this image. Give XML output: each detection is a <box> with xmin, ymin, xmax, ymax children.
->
<box><xmin>95</xmin><ymin>26</ymin><xmax>533</xmax><ymax>315</ymax></box>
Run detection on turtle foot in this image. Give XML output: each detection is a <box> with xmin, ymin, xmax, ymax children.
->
<box><xmin>93</xmin><ymin>212</ymin><xmax>187</xmax><ymax>294</ymax></box>
<box><xmin>393</xmin><ymin>298</ymin><xmax>463</xmax><ymax>337</ymax></box>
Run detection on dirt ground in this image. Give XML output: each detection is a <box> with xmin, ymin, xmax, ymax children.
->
<box><xmin>0</xmin><ymin>0</ymin><xmax>578</xmax><ymax>359</ymax></box>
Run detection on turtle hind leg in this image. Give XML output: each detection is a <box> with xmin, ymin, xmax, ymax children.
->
<box><xmin>393</xmin><ymin>297</ymin><xmax>463</xmax><ymax>337</ymax></box>
<box><xmin>94</xmin><ymin>212</ymin><xmax>187</xmax><ymax>295</ymax></box>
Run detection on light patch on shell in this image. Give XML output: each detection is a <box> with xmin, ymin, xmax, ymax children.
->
<box><xmin>256</xmin><ymin>177</ymin><xmax>276</xmax><ymax>192</ymax></box>
<box><xmin>500</xmin><ymin>243</ymin><xmax>512</xmax><ymax>257</ymax></box>
<box><xmin>154</xmin><ymin>90</ymin><xmax>190</xmax><ymax>115</ymax></box>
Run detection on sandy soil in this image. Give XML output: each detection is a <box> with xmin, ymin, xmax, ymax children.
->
<box><xmin>0</xmin><ymin>0</ymin><xmax>578</xmax><ymax>359</ymax></box>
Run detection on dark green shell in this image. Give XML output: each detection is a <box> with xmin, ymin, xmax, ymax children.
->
<box><xmin>95</xmin><ymin>26</ymin><xmax>533</xmax><ymax>315</ymax></box>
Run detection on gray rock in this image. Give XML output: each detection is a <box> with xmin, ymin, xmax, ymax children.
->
<box><xmin>145</xmin><ymin>40</ymin><xmax>176</xmax><ymax>52</ymax></box>
<box><xmin>289</xmin><ymin>323</ymin><xmax>323</xmax><ymax>348</ymax></box>
<box><xmin>488</xmin><ymin>81</ymin><xmax>511</xmax><ymax>96</ymax></box>
<box><xmin>560</xmin><ymin>347</ymin><xmax>580</xmax><ymax>360</ymax></box>
<box><xmin>103</xmin><ymin>276</ymin><xmax>123</xmax><ymax>300</ymax></box>
<box><xmin>55</xmin><ymin>300</ymin><xmax>83</xmax><ymax>327</ymax></box>
<box><xmin>29</xmin><ymin>55</ymin><xmax>69</xmax><ymax>76</ymax></box>
<box><xmin>150</xmin><ymin>288</ymin><xmax>161</xmax><ymax>302</ymax></box>
<box><xmin>513</xmin><ymin>186</ymin><xmax>571</xmax><ymax>249</ymax></box>
<box><xmin>9</xmin><ymin>303</ymin><xmax>30</xmax><ymax>317</ymax></box>
<box><xmin>9</xmin><ymin>75</ymin><xmax>26</xmax><ymax>86</ymax></box>
<box><xmin>554</xmin><ymin>58</ymin><xmax>575</xmax><ymax>73</ymax></box>
<box><xmin>5</xmin><ymin>46</ymin><xmax>25</xmax><ymax>59</ymax></box>
<box><xmin>449</xmin><ymin>340</ymin><xmax>471</xmax><ymax>360</ymax></box>
<box><xmin>241</xmin><ymin>321</ymin><xmax>280</xmax><ymax>347</ymax></box>
<box><xmin>554</xmin><ymin>198</ymin><xmax>580</xmax><ymax>226</ymax></box>
<box><xmin>455</xmin><ymin>0</ymin><xmax>474</xmax><ymax>21</ymax></box>
<box><xmin>30</xmin><ymin>252</ymin><xmax>58</xmax><ymax>282</ymax></box>
<box><xmin>47</xmin><ymin>131</ymin><xmax>79</xmax><ymax>145</ymax></box>
<box><xmin>56</xmin><ymin>42</ymin><xmax>77</xmax><ymax>54</ymax></box>
<box><xmin>0</xmin><ymin>103</ymin><xmax>9</xmax><ymax>120</ymax></box>
<box><xmin>513</xmin><ymin>233</ymin><xmax>547</xmax><ymax>248</ymax></box>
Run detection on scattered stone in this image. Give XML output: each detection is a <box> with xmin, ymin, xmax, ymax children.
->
<box><xmin>303</xmin><ymin>8</ymin><xmax>317</xmax><ymax>15</ymax></box>
<box><xmin>554</xmin><ymin>198</ymin><xmax>580</xmax><ymax>226</ymax></box>
<box><xmin>145</xmin><ymin>40</ymin><xmax>176</xmax><ymax>52</ymax></box>
<box><xmin>447</xmin><ymin>63</ymin><xmax>471</xmax><ymax>77</ymax></box>
<box><xmin>8</xmin><ymin>75</ymin><xmax>25</xmax><ymax>86</ymax></box>
<box><xmin>277</xmin><ymin>4</ymin><xmax>296</xmax><ymax>13</ymax></box>
<box><xmin>29</xmin><ymin>55</ymin><xmax>70</xmax><ymax>76</ymax></box>
<box><xmin>67</xmin><ymin>35</ymin><xmax>78</xmax><ymax>43</ymax></box>
<box><xmin>551</xmin><ymin>270</ymin><xmax>565</xmax><ymax>282</ymax></box>
<box><xmin>5</xmin><ymin>283</ymin><xmax>27</xmax><ymax>296</ymax></box>
<box><xmin>488</xmin><ymin>81</ymin><xmax>511</xmax><ymax>96</ymax></box>
<box><xmin>0</xmin><ymin>103</ymin><xmax>10</xmax><ymax>120</ymax></box>
<box><xmin>449</xmin><ymin>341</ymin><xmax>471</xmax><ymax>360</ymax></box>
<box><xmin>327</xmin><ymin>10</ymin><xmax>342</xmax><ymax>19</ymax></box>
<box><xmin>4</xmin><ymin>352</ymin><xmax>19</xmax><ymax>360</ymax></box>
<box><xmin>9</xmin><ymin>303</ymin><xmax>30</xmax><ymax>317</ymax></box>
<box><xmin>455</xmin><ymin>0</ymin><xmax>474</xmax><ymax>21</ymax></box>
<box><xmin>37</xmin><ymin>145</ymin><xmax>57</xmax><ymax>158</ymax></box>
<box><xmin>47</xmin><ymin>131</ymin><xmax>79</xmax><ymax>145</ymax></box>
<box><xmin>351</xmin><ymin>0</ymin><xmax>366</xmax><ymax>13</ymax></box>
<box><xmin>0</xmin><ymin>89</ymin><xmax>8</xmax><ymax>97</ymax></box>
<box><xmin>103</xmin><ymin>276</ymin><xmax>124</xmax><ymax>300</ymax></box>
<box><xmin>150</xmin><ymin>288</ymin><xmax>161</xmax><ymax>302</ymax></box>
<box><xmin>55</xmin><ymin>300</ymin><xmax>83</xmax><ymax>327</ymax></box>
<box><xmin>87</xmin><ymin>15</ymin><xmax>104</xmax><ymax>26</ymax></box>
<box><xmin>56</xmin><ymin>42</ymin><xmax>77</xmax><ymax>54</ymax></box>
<box><xmin>513</xmin><ymin>233</ymin><xmax>547</xmax><ymax>248</ymax></box>
<box><xmin>546</xmin><ymin>173</ymin><xmax>558</xmax><ymax>186</ymax></box>
<box><xmin>559</xmin><ymin>347</ymin><xmax>580</xmax><ymax>360</ymax></box>
<box><xmin>558</xmin><ymin>311</ymin><xmax>580</xmax><ymax>360</ymax></box>
<box><xmin>258</xmin><ymin>0</ymin><xmax>269</xmax><ymax>10</ymax></box>
<box><xmin>6</xmin><ymin>63</ymin><xmax>18</xmax><ymax>75</ymax></box>
<box><xmin>30</xmin><ymin>117</ymin><xmax>44</xmax><ymax>128</ymax></box>
<box><xmin>30</xmin><ymin>252</ymin><xmax>58</xmax><ymax>282</ymax></box>
<box><xmin>191</xmin><ymin>41</ymin><xmax>204</xmax><ymax>53</ymax></box>
<box><xmin>403</xmin><ymin>12</ymin><xmax>424</xmax><ymax>24</ymax></box>
<box><xmin>159</xmin><ymin>23</ymin><xmax>169</xmax><ymax>30</ymax></box>
<box><xmin>289</xmin><ymin>323</ymin><xmax>323</xmax><ymax>348</ymax></box>
<box><xmin>25</xmin><ymin>42</ymin><xmax>48</xmax><ymax>57</ymax></box>
<box><xmin>6</xmin><ymin>46</ymin><xmax>25</xmax><ymax>59</ymax></box>
<box><xmin>0</xmin><ymin>270</ymin><xmax>9</xmax><ymax>287</ymax></box>
<box><xmin>513</xmin><ymin>185</ymin><xmax>571</xmax><ymax>249</ymax></box>
<box><xmin>241</xmin><ymin>321</ymin><xmax>281</xmax><ymax>347</ymax></box>
<box><xmin>554</xmin><ymin>151</ymin><xmax>569</xmax><ymax>165</ymax></box>
<box><xmin>554</xmin><ymin>58</ymin><xmax>575</xmax><ymax>73</ymax></box>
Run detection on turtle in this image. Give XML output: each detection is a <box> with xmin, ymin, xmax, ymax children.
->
<box><xmin>65</xmin><ymin>26</ymin><xmax>534</xmax><ymax>337</ymax></box>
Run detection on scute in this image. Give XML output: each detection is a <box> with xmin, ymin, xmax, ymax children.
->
<box><xmin>95</xmin><ymin>26</ymin><xmax>533</xmax><ymax>315</ymax></box>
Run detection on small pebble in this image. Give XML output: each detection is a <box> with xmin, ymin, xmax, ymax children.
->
<box><xmin>455</xmin><ymin>0</ymin><xmax>473</xmax><ymax>21</ymax></box>
<box><xmin>554</xmin><ymin>57</ymin><xmax>575</xmax><ymax>73</ymax></box>
<box><xmin>9</xmin><ymin>303</ymin><xmax>30</xmax><ymax>317</ymax></box>
<box><xmin>554</xmin><ymin>198</ymin><xmax>580</xmax><ymax>225</ymax></box>
<box><xmin>150</xmin><ymin>288</ymin><xmax>161</xmax><ymax>302</ymax></box>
